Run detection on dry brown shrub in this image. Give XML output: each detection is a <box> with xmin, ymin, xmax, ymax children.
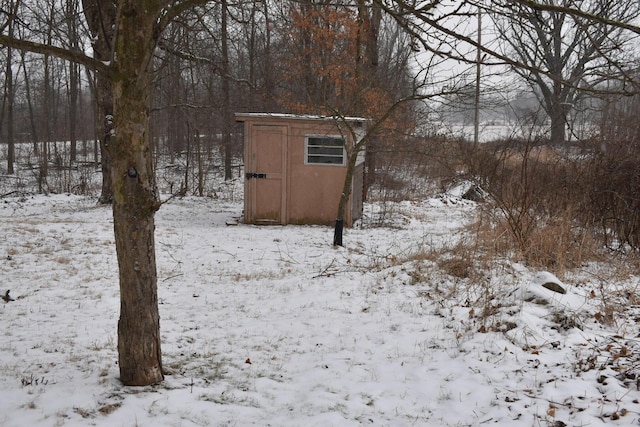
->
<box><xmin>437</xmin><ymin>256</ymin><xmax>474</xmax><ymax>279</ymax></box>
<box><xmin>471</xmin><ymin>206</ymin><xmax>601</xmax><ymax>273</ymax></box>
<box><xmin>576</xmin><ymin>145</ymin><xmax>640</xmax><ymax>252</ymax></box>
<box><xmin>520</xmin><ymin>216</ymin><xmax>602</xmax><ymax>273</ymax></box>
<box><xmin>453</xmin><ymin>136</ymin><xmax>609</xmax><ymax>272</ymax></box>
<box><xmin>433</xmin><ymin>234</ymin><xmax>488</xmax><ymax>281</ymax></box>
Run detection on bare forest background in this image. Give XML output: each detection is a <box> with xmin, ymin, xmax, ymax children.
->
<box><xmin>0</xmin><ymin>0</ymin><xmax>422</xmax><ymax>198</ymax></box>
<box><xmin>3</xmin><ymin>0</ymin><xmax>640</xmax><ymax>386</ymax></box>
<box><xmin>3</xmin><ymin>0</ymin><xmax>640</xmax><ymax>280</ymax></box>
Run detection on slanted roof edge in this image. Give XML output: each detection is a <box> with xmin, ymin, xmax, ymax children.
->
<box><xmin>234</xmin><ymin>112</ymin><xmax>370</xmax><ymax>123</ymax></box>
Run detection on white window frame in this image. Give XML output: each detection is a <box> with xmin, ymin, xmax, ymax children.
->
<box><xmin>304</xmin><ymin>135</ymin><xmax>346</xmax><ymax>166</ymax></box>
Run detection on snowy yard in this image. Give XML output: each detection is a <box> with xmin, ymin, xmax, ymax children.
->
<box><xmin>1</xmin><ymin>191</ymin><xmax>639</xmax><ymax>426</ymax></box>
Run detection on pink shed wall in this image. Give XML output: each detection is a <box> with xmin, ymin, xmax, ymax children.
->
<box><xmin>237</xmin><ymin>114</ymin><xmax>366</xmax><ymax>227</ymax></box>
<box><xmin>287</xmin><ymin>123</ymin><xmax>349</xmax><ymax>225</ymax></box>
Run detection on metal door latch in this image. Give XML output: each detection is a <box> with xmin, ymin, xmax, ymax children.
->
<box><xmin>245</xmin><ymin>172</ymin><xmax>267</xmax><ymax>179</ymax></box>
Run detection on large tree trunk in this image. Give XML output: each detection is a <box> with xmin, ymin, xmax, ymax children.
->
<box><xmin>549</xmin><ymin>101</ymin><xmax>566</xmax><ymax>145</ymax></box>
<box><xmin>111</xmin><ymin>0</ymin><xmax>163</xmax><ymax>386</ymax></box>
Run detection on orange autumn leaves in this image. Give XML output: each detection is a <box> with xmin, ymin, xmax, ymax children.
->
<box><xmin>279</xmin><ymin>3</ymin><xmax>393</xmax><ymax>123</ymax></box>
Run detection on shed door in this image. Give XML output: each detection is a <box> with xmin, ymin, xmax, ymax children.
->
<box><xmin>248</xmin><ymin>124</ymin><xmax>286</xmax><ymax>224</ymax></box>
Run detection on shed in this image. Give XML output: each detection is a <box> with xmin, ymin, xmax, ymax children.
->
<box><xmin>235</xmin><ymin>113</ymin><xmax>367</xmax><ymax>227</ymax></box>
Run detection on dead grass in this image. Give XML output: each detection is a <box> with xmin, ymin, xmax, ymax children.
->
<box><xmin>231</xmin><ymin>269</ymin><xmax>292</xmax><ymax>282</ymax></box>
<box><xmin>470</xmin><ymin>208</ymin><xmax>603</xmax><ymax>276</ymax></box>
<box><xmin>98</xmin><ymin>402</ymin><xmax>122</xmax><ymax>415</ymax></box>
<box><xmin>437</xmin><ymin>256</ymin><xmax>474</xmax><ymax>279</ymax></box>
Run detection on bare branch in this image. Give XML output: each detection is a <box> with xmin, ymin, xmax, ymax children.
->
<box><xmin>512</xmin><ymin>0</ymin><xmax>640</xmax><ymax>35</ymax></box>
<box><xmin>0</xmin><ymin>33</ymin><xmax>110</xmax><ymax>74</ymax></box>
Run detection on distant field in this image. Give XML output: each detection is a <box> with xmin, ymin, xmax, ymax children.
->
<box><xmin>440</xmin><ymin>123</ymin><xmax>596</xmax><ymax>142</ymax></box>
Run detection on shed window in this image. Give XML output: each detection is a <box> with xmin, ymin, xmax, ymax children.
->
<box><xmin>305</xmin><ymin>136</ymin><xmax>346</xmax><ymax>166</ymax></box>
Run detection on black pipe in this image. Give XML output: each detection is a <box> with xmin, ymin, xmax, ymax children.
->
<box><xmin>333</xmin><ymin>219</ymin><xmax>344</xmax><ymax>246</ymax></box>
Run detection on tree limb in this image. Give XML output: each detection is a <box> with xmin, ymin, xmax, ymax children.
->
<box><xmin>0</xmin><ymin>34</ymin><xmax>110</xmax><ymax>75</ymax></box>
<box><xmin>512</xmin><ymin>0</ymin><xmax>640</xmax><ymax>35</ymax></box>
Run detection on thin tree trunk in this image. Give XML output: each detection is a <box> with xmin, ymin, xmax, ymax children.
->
<box><xmin>356</xmin><ymin>1</ymin><xmax>380</xmax><ymax>192</ymax></box>
<box><xmin>97</xmin><ymin>72</ymin><xmax>114</xmax><ymax>203</ymax></box>
<box><xmin>334</xmin><ymin>4</ymin><xmax>380</xmax><ymax>245</ymax></box>
<box><xmin>222</xmin><ymin>0</ymin><xmax>233</xmax><ymax>181</ymax></box>
<box><xmin>20</xmin><ymin>51</ymin><xmax>39</xmax><ymax>155</ymax></box>
<box><xmin>6</xmin><ymin>44</ymin><xmax>15</xmax><ymax>175</ymax></box>
<box><xmin>84</xmin><ymin>66</ymin><xmax>97</xmax><ymax>162</ymax></box>
<box><xmin>333</xmin><ymin>147</ymin><xmax>358</xmax><ymax>246</ymax></box>
<box><xmin>41</xmin><ymin>54</ymin><xmax>51</xmax><ymax>183</ymax></box>
<box><xmin>196</xmin><ymin>130</ymin><xmax>204</xmax><ymax>196</ymax></box>
<box><xmin>69</xmin><ymin>61</ymin><xmax>79</xmax><ymax>163</ymax></box>
<box><xmin>67</xmin><ymin>0</ymin><xmax>80</xmax><ymax>164</ymax></box>
<box><xmin>5</xmin><ymin>5</ymin><xmax>15</xmax><ymax>175</ymax></box>
<box><xmin>183</xmin><ymin>122</ymin><xmax>190</xmax><ymax>195</ymax></box>
<box><xmin>261</xmin><ymin>0</ymin><xmax>273</xmax><ymax>108</ymax></box>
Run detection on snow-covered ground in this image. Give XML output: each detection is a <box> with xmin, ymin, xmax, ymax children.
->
<box><xmin>1</xmin><ymin>190</ymin><xmax>639</xmax><ymax>426</ymax></box>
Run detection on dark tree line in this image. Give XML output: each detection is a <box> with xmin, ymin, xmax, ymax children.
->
<box><xmin>3</xmin><ymin>1</ymin><xmax>639</xmax><ymax>186</ymax></box>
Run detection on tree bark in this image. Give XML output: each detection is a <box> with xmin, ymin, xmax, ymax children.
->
<box><xmin>41</xmin><ymin>54</ymin><xmax>51</xmax><ymax>184</ymax></box>
<box><xmin>67</xmin><ymin>0</ymin><xmax>80</xmax><ymax>164</ymax></box>
<box><xmin>69</xmin><ymin>61</ymin><xmax>79</xmax><ymax>163</ymax></box>
<box><xmin>6</xmin><ymin>44</ymin><xmax>15</xmax><ymax>175</ymax></box>
<box><xmin>111</xmin><ymin>0</ymin><xmax>163</xmax><ymax>386</ymax></box>
<box><xmin>81</xmin><ymin>0</ymin><xmax>115</xmax><ymax>203</ymax></box>
<box><xmin>333</xmin><ymin>145</ymin><xmax>358</xmax><ymax>246</ymax></box>
<box><xmin>20</xmin><ymin>51</ymin><xmax>39</xmax><ymax>155</ymax></box>
<box><xmin>549</xmin><ymin>101</ymin><xmax>566</xmax><ymax>145</ymax></box>
<box><xmin>5</xmin><ymin>2</ymin><xmax>15</xmax><ymax>175</ymax></box>
<box><xmin>221</xmin><ymin>0</ymin><xmax>233</xmax><ymax>181</ymax></box>
<box><xmin>333</xmin><ymin>4</ymin><xmax>380</xmax><ymax>246</ymax></box>
<box><xmin>97</xmin><ymin>72</ymin><xmax>114</xmax><ymax>203</ymax></box>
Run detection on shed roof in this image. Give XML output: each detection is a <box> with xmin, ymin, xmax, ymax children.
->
<box><xmin>235</xmin><ymin>112</ymin><xmax>369</xmax><ymax>124</ymax></box>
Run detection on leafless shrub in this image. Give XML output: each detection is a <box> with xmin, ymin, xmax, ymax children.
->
<box><xmin>437</xmin><ymin>256</ymin><xmax>473</xmax><ymax>279</ymax></box>
<box><xmin>455</xmin><ymin>135</ymin><xmax>604</xmax><ymax>271</ymax></box>
<box><xmin>21</xmin><ymin>374</ymin><xmax>49</xmax><ymax>387</ymax></box>
<box><xmin>367</xmin><ymin>135</ymin><xmax>459</xmax><ymax>203</ymax></box>
<box><xmin>576</xmin><ymin>138</ymin><xmax>640</xmax><ymax>252</ymax></box>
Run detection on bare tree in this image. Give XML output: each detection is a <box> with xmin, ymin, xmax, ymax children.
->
<box><xmin>277</xmin><ymin>1</ymin><xmax>449</xmax><ymax>245</ymax></box>
<box><xmin>1</xmin><ymin>0</ymin><xmax>213</xmax><ymax>386</ymax></box>
<box><xmin>2</xmin><ymin>0</ymin><xmax>18</xmax><ymax>174</ymax></box>
<box><xmin>221</xmin><ymin>0</ymin><xmax>233</xmax><ymax>181</ymax></box>
<box><xmin>19</xmin><ymin>50</ymin><xmax>40</xmax><ymax>155</ymax></box>
<box><xmin>65</xmin><ymin>0</ymin><xmax>81</xmax><ymax>164</ymax></box>
<box><xmin>2</xmin><ymin>0</ymin><xmax>638</xmax><ymax>387</ymax></box>
<box><xmin>489</xmin><ymin>0</ymin><xmax>640</xmax><ymax>144</ymax></box>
